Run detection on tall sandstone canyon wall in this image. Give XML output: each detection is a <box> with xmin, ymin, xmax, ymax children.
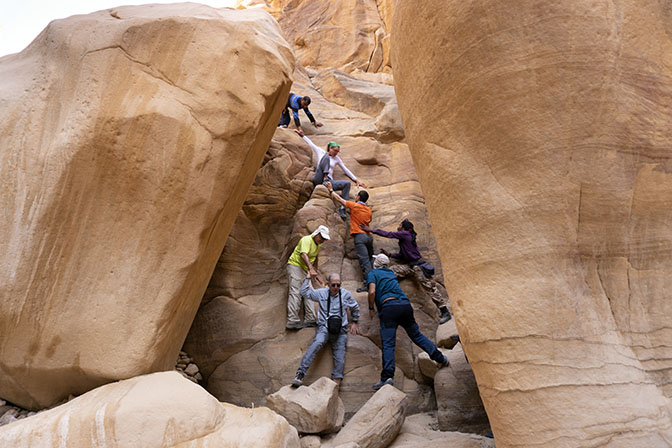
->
<box><xmin>0</xmin><ymin>4</ymin><xmax>293</xmax><ymax>409</ymax></box>
<box><xmin>392</xmin><ymin>1</ymin><xmax>672</xmax><ymax>447</ymax></box>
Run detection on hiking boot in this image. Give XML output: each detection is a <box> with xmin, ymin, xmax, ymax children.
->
<box><xmin>285</xmin><ymin>321</ymin><xmax>303</xmax><ymax>330</ymax></box>
<box><xmin>356</xmin><ymin>286</ymin><xmax>368</xmax><ymax>293</ymax></box>
<box><xmin>291</xmin><ymin>372</ymin><xmax>305</xmax><ymax>387</ymax></box>
<box><xmin>338</xmin><ymin>207</ymin><xmax>347</xmax><ymax>221</ymax></box>
<box><xmin>438</xmin><ymin>355</ymin><xmax>450</xmax><ymax>368</ymax></box>
<box><xmin>304</xmin><ymin>321</ymin><xmax>317</xmax><ymax>328</ymax></box>
<box><xmin>372</xmin><ymin>378</ymin><xmax>394</xmax><ymax>390</ymax></box>
<box><xmin>439</xmin><ymin>306</ymin><xmax>452</xmax><ymax>324</ymax></box>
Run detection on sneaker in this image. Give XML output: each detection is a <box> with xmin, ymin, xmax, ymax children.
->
<box><xmin>285</xmin><ymin>321</ymin><xmax>303</xmax><ymax>330</ymax></box>
<box><xmin>372</xmin><ymin>378</ymin><xmax>394</xmax><ymax>390</ymax></box>
<box><xmin>291</xmin><ymin>372</ymin><xmax>305</xmax><ymax>387</ymax></box>
<box><xmin>438</xmin><ymin>355</ymin><xmax>450</xmax><ymax>368</ymax></box>
<box><xmin>439</xmin><ymin>307</ymin><xmax>452</xmax><ymax>324</ymax></box>
<box><xmin>304</xmin><ymin>321</ymin><xmax>317</xmax><ymax>328</ymax></box>
<box><xmin>279</xmin><ymin>124</ymin><xmax>288</xmax><ymax>128</ymax></box>
<box><xmin>338</xmin><ymin>207</ymin><xmax>347</xmax><ymax>221</ymax></box>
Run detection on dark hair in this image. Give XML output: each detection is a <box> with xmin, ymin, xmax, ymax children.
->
<box><xmin>302</xmin><ymin>96</ymin><xmax>311</xmax><ymax>106</ymax></box>
<box><xmin>401</xmin><ymin>219</ymin><xmax>417</xmax><ymax>247</ymax></box>
<box><xmin>358</xmin><ymin>190</ymin><xmax>369</xmax><ymax>203</ymax></box>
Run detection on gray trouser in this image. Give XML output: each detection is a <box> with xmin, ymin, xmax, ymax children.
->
<box><xmin>287</xmin><ymin>264</ymin><xmax>318</xmax><ymax>324</ymax></box>
<box><xmin>297</xmin><ymin>325</ymin><xmax>348</xmax><ymax>379</ymax></box>
<box><xmin>353</xmin><ymin>233</ymin><xmax>373</xmax><ymax>285</ymax></box>
<box><xmin>329</xmin><ymin>178</ymin><xmax>351</xmax><ymax>203</ymax></box>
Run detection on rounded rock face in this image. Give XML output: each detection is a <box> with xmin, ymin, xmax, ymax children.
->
<box><xmin>0</xmin><ymin>4</ymin><xmax>293</xmax><ymax>409</ymax></box>
<box><xmin>392</xmin><ymin>1</ymin><xmax>672</xmax><ymax>446</ymax></box>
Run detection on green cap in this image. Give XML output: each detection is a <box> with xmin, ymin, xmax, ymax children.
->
<box><xmin>327</xmin><ymin>141</ymin><xmax>340</xmax><ymax>148</ymax></box>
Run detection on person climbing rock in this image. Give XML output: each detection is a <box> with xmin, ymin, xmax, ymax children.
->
<box><xmin>300</xmin><ymin>134</ymin><xmax>366</xmax><ymax>220</ymax></box>
<box><xmin>361</xmin><ymin>218</ymin><xmax>452</xmax><ymax>324</ymax></box>
<box><xmin>325</xmin><ymin>182</ymin><xmax>373</xmax><ymax>292</ymax></box>
<box><xmin>278</xmin><ymin>92</ymin><xmax>323</xmax><ymax>134</ymax></box>
<box><xmin>286</xmin><ymin>225</ymin><xmax>330</xmax><ymax>330</ymax></box>
<box><xmin>291</xmin><ymin>273</ymin><xmax>360</xmax><ymax>387</ymax></box>
<box><xmin>366</xmin><ymin>254</ymin><xmax>449</xmax><ymax>390</ymax></box>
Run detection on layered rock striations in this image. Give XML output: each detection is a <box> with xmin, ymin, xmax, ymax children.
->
<box><xmin>392</xmin><ymin>1</ymin><xmax>672</xmax><ymax>446</ymax></box>
<box><xmin>0</xmin><ymin>4</ymin><xmax>293</xmax><ymax>409</ymax></box>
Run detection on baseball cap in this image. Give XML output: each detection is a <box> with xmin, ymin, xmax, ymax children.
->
<box><xmin>311</xmin><ymin>225</ymin><xmax>330</xmax><ymax>240</ymax></box>
<box><xmin>373</xmin><ymin>253</ymin><xmax>389</xmax><ymax>266</ymax></box>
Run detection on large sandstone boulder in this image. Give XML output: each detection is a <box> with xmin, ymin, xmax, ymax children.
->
<box><xmin>0</xmin><ymin>4</ymin><xmax>293</xmax><ymax>409</ymax></box>
<box><xmin>326</xmin><ymin>384</ymin><xmax>407</xmax><ymax>448</ymax></box>
<box><xmin>392</xmin><ymin>1</ymin><xmax>672</xmax><ymax>446</ymax></box>
<box><xmin>267</xmin><ymin>377</ymin><xmax>344</xmax><ymax>434</ymax></box>
<box><xmin>0</xmin><ymin>371</ymin><xmax>300</xmax><ymax>447</ymax></box>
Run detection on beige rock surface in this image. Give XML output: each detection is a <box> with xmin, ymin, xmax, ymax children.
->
<box><xmin>301</xmin><ymin>435</ymin><xmax>322</xmax><ymax>448</ymax></box>
<box><xmin>0</xmin><ymin>372</ymin><xmax>300</xmax><ymax>448</ymax></box>
<box><xmin>435</xmin><ymin>319</ymin><xmax>459</xmax><ymax>349</ymax></box>
<box><xmin>388</xmin><ymin>412</ymin><xmax>494</xmax><ymax>448</ymax></box>
<box><xmin>434</xmin><ymin>344</ymin><xmax>488</xmax><ymax>433</ymax></box>
<box><xmin>273</xmin><ymin>0</ymin><xmax>389</xmax><ymax>73</ymax></box>
<box><xmin>393</xmin><ymin>1</ymin><xmax>672</xmax><ymax>446</ymax></box>
<box><xmin>0</xmin><ymin>4</ymin><xmax>293</xmax><ymax>409</ymax></box>
<box><xmin>326</xmin><ymin>385</ymin><xmax>407</xmax><ymax>448</ymax></box>
<box><xmin>267</xmin><ymin>377</ymin><xmax>344</xmax><ymax>434</ymax></box>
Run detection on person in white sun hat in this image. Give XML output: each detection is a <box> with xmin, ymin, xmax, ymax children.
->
<box><xmin>285</xmin><ymin>225</ymin><xmax>330</xmax><ymax>330</ymax></box>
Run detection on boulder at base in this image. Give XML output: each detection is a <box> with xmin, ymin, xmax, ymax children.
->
<box><xmin>326</xmin><ymin>384</ymin><xmax>407</xmax><ymax>448</ymax></box>
<box><xmin>267</xmin><ymin>377</ymin><xmax>345</xmax><ymax>434</ymax></box>
<box><xmin>0</xmin><ymin>371</ymin><xmax>300</xmax><ymax>448</ymax></box>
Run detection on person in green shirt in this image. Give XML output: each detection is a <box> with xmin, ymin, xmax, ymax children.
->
<box><xmin>286</xmin><ymin>225</ymin><xmax>331</xmax><ymax>330</ymax></box>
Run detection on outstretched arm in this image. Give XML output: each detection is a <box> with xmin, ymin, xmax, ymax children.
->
<box><xmin>325</xmin><ymin>182</ymin><xmax>347</xmax><ymax>207</ymax></box>
<box><xmin>304</xmin><ymin>107</ymin><xmax>323</xmax><ymax>127</ymax></box>
<box><xmin>335</xmin><ymin>157</ymin><xmax>365</xmax><ymax>186</ymax></box>
<box><xmin>367</xmin><ymin>283</ymin><xmax>376</xmax><ymax>319</ymax></box>
<box><xmin>300</xmin><ymin>278</ymin><xmax>322</xmax><ymax>302</ymax></box>
<box><xmin>301</xmin><ymin>252</ymin><xmax>324</xmax><ymax>286</ymax></box>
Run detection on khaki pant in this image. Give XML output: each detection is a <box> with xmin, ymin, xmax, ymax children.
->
<box><xmin>287</xmin><ymin>264</ymin><xmax>318</xmax><ymax>324</ymax></box>
<box><xmin>390</xmin><ymin>264</ymin><xmax>446</xmax><ymax>308</ymax></box>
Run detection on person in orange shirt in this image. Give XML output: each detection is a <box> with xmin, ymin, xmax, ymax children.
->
<box><xmin>325</xmin><ymin>181</ymin><xmax>373</xmax><ymax>293</ymax></box>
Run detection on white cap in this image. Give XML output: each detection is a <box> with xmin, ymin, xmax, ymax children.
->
<box><xmin>373</xmin><ymin>253</ymin><xmax>389</xmax><ymax>268</ymax></box>
<box><xmin>311</xmin><ymin>225</ymin><xmax>330</xmax><ymax>240</ymax></box>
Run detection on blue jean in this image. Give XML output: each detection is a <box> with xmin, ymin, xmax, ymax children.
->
<box><xmin>379</xmin><ymin>301</ymin><xmax>444</xmax><ymax>381</ymax></box>
<box><xmin>328</xmin><ymin>178</ymin><xmax>351</xmax><ymax>202</ymax></box>
<box><xmin>297</xmin><ymin>325</ymin><xmax>348</xmax><ymax>379</ymax></box>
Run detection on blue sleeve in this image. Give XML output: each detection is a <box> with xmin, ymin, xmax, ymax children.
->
<box><xmin>367</xmin><ymin>270</ymin><xmax>376</xmax><ymax>285</ymax></box>
<box><xmin>300</xmin><ymin>279</ymin><xmax>321</xmax><ymax>302</ymax></box>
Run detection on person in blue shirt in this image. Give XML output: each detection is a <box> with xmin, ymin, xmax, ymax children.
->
<box><xmin>291</xmin><ymin>273</ymin><xmax>360</xmax><ymax>388</ymax></box>
<box><xmin>366</xmin><ymin>254</ymin><xmax>449</xmax><ymax>390</ymax></box>
<box><xmin>361</xmin><ymin>218</ymin><xmax>452</xmax><ymax>324</ymax></box>
<box><xmin>278</xmin><ymin>92</ymin><xmax>323</xmax><ymax>134</ymax></box>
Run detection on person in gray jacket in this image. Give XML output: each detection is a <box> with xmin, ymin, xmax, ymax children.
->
<box><xmin>291</xmin><ymin>273</ymin><xmax>360</xmax><ymax>387</ymax></box>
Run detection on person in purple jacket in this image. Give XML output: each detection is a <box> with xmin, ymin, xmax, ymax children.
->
<box><xmin>361</xmin><ymin>218</ymin><xmax>452</xmax><ymax>324</ymax></box>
